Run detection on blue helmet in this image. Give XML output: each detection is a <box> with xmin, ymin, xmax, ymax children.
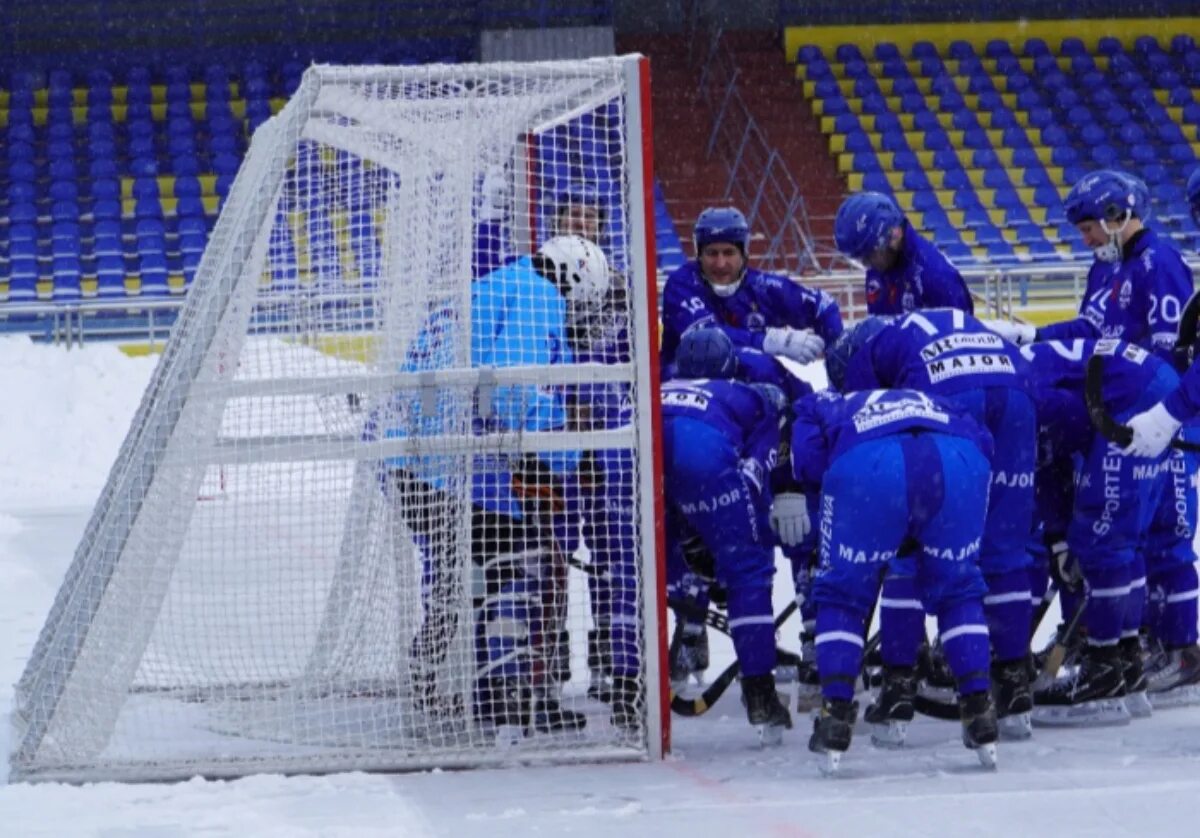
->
<box><xmin>824</xmin><ymin>316</ymin><xmax>891</xmax><ymax>391</ymax></box>
<box><xmin>834</xmin><ymin>192</ymin><xmax>903</xmax><ymax>260</ymax></box>
<box><xmin>693</xmin><ymin>206</ymin><xmax>750</xmax><ymax>256</ymax></box>
<box><xmin>749</xmin><ymin>382</ymin><xmax>789</xmax><ymax>420</ymax></box>
<box><xmin>1187</xmin><ymin>167</ymin><xmax>1200</xmax><ymax>227</ymax></box>
<box><xmin>676</xmin><ymin>328</ymin><xmax>737</xmax><ymax>379</ymax></box>
<box><xmin>1064</xmin><ymin>169</ymin><xmax>1143</xmax><ymax>225</ymax></box>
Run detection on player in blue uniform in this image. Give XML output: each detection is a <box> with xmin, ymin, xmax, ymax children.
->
<box><xmin>666</xmin><ymin>329</ymin><xmax>817</xmax><ymax>695</ymax></box>
<box><xmin>833</xmin><ymin>191</ymin><xmax>974</xmax><ymax>316</ymax></box>
<box><xmin>379</xmin><ymin>234</ymin><xmax>610</xmax><ymax>741</ymax></box>
<box><xmin>660</xmin><ymin>364</ymin><xmax>795</xmax><ymax>744</ymax></box>
<box><xmin>984</xmin><ymin>170</ymin><xmax>1193</xmax><ymax>361</ymax></box>
<box><xmin>1020</xmin><ymin>339</ymin><xmax>1181</xmax><ymax>724</ymax></box>
<box><xmin>827</xmin><ymin>308</ymin><xmax>1038</xmax><ymax>740</ymax></box>
<box><xmin>1103</xmin><ymin>286</ymin><xmax>1200</xmax><ymax>705</ymax></box>
<box><xmin>660</xmin><ymin>206</ymin><xmax>843</xmax><ymax>373</ymax></box>
<box><xmin>790</xmin><ymin>388</ymin><xmax>998</xmax><ymax>773</ymax></box>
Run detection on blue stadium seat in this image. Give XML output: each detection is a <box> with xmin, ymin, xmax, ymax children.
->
<box><xmin>1050</xmin><ymin>145</ymin><xmax>1079</xmax><ymax>167</ymax></box>
<box><xmin>962</xmin><ymin>206</ymin><xmax>991</xmax><ymax>228</ymax></box>
<box><xmin>994</xmin><ymin>188</ymin><xmax>1024</xmax><ymax>210</ymax></box>
<box><xmin>968</xmin><ymin>73</ymin><xmax>997</xmax><ymax>96</ymax></box>
<box><xmin>873</xmin><ymin>42</ymin><xmax>901</xmax><ymax>61</ymax></box>
<box><xmin>973</xmin><ymin>224</ymin><xmax>1003</xmax><ymax>244</ymax></box>
<box><xmin>852</xmin><ymin>151</ymin><xmax>882</xmax><ymax>173</ymax></box>
<box><xmin>962</xmin><ymin>128</ymin><xmax>991</xmax><ymax>150</ymax></box>
<box><xmin>985</xmin><ymin>39</ymin><xmax>1013</xmax><ymax>59</ymax></box>
<box><xmin>954</xmin><ymin>188</ymin><xmax>985</xmax><ymax>211</ymax></box>
<box><xmin>949</xmin><ymin>40</ymin><xmax>977</xmax><ymax>60</ymax></box>
<box><xmin>1026</xmin><ymin>240</ymin><xmax>1060</xmax><ymax>259</ymax></box>
<box><xmin>95</xmin><ymin>256</ymin><xmax>127</xmax><ymax>297</ymax></box>
<box><xmin>903</xmin><ymin>169</ymin><xmax>932</xmax><ymax>191</ymax></box>
<box><xmin>986</xmin><ymin>241</ymin><xmax>1017</xmax><ymax>261</ymax></box>
<box><xmin>1157</xmin><ymin>122</ymin><xmax>1187</xmax><ymax>145</ymax></box>
<box><xmin>1091</xmin><ymin>144</ymin><xmax>1120</xmax><ymax>167</ymax></box>
<box><xmin>8</xmin><ymin>258</ymin><xmax>40</xmax><ymax>302</ymax></box>
<box><xmin>892</xmin><ymin>150</ymin><xmax>921</xmax><ymax>171</ymax></box>
<box><xmin>1021</xmin><ymin>167</ymin><xmax>1052</xmax><ymax>188</ymax></box>
<box><xmin>52</xmin><ymin>258</ymin><xmax>82</xmax><ymax>301</ymax></box>
<box><xmin>861</xmin><ymin>171</ymin><xmax>893</xmax><ymax>193</ymax></box>
<box><xmin>911</xmin><ymin>190</ymin><xmax>943</xmax><ymax>213</ymax></box>
<box><xmin>1013</xmin><ymin>222</ymin><xmax>1044</xmax><ymax>243</ymax></box>
<box><xmin>796</xmin><ymin>44</ymin><xmax>823</xmax><ymax>64</ymax></box>
<box><xmin>1080</xmin><ymin>123</ymin><xmax>1108</xmax><ymax>147</ymax></box>
<box><xmin>1044</xmin><ymin>203</ymin><xmax>1067</xmax><ymax>225</ymax></box>
<box><xmin>932</xmin><ymin>226</ymin><xmax>962</xmax><ymax>247</ymax></box>
<box><xmin>1060</xmin><ymin>37</ymin><xmax>1087</xmax><ymax>57</ymax></box>
<box><xmin>941</xmin><ymin>168</ymin><xmax>972</xmax><ymax>190</ymax></box>
<box><xmin>836</xmin><ymin>44</ymin><xmax>864</xmax><ymax>63</ymax></box>
<box><xmin>913</xmin><ymin>109</ymin><xmax>942</xmax><ymax>133</ymax></box>
<box><xmin>139</xmin><ymin>254</ymin><xmax>170</xmax><ymax>295</ymax></box>
<box><xmin>982</xmin><ymin>168</ymin><xmax>1013</xmax><ymax>189</ymax></box>
<box><xmin>843</xmin><ymin>59</ymin><xmax>870</xmax><ymax>80</ymax></box>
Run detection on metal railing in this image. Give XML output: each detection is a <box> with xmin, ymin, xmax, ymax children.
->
<box><xmin>694</xmin><ymin>28</ymin><xmax>822</xmax><ymax>275</ymax></box>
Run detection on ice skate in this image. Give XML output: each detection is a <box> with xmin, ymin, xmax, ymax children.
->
<box><xmin>1032</xmin><ymin>645</ymin><xmax>1130</xmax><ymax>727</ymax></box>
<box><xmin>586</xmin><ymin>628</ymin><xmax>614</xmax><ymax>703</ymax></box>
<box><xmin>1146</xmin><ymin>643</ymin><xmax>1200</xmax><ymax>708</ymax></box>
<box><xmin>959</xmin><ymin>690</ymin><xmax>999</xmax><ymax>769</ymax></box>
<box><xmin>669</xmin><ymin>621</ymin><xmax>709</xmax><ymax>690</ymax></box>
<box><xmin>609</xmin><ymin>676</ymin><xmax>642</xmax><ymax>735</ymax></box>
<box><xmin>808</xmin><ymin>698</ymin><xmax>857</xmax><ymax>776</ymax></box>
<box><xmin>742</xmin><ymin>673</ymin><xmax>792</xmax><ymax>746</ymax></box>
<box><xmin>793</xmin><ymin>631</ymin><xmax>822</xmax><ymax>712</ymax></box>
<box><xmin>864</xmin><ymin>666</ymin><xmax>916</xmax><ymax>748</ymax></box>
<box><xmin>532</xmin><ymin>690</ymin><xmax>587</xmax><ymax>734</ymax></box>
<box><xmin>1119</xmin><ymin>637</ymin><xmax>1152</xmax><ymax>719</ymax></box>
<box><xmin>992</xmin><ymin>658</ymin><xmax>1033</xmax><ymax>741</ymax></box>
<box><xmin>479</xmin><ymin>676</ymin><xmax>531</xmax><ymax>746</ymax></box>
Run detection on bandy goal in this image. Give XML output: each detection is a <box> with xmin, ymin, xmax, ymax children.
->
<box><xmin>12</xmin><ymin>55</ymin><xmax>665</xmax><ymax>783</ymax></box>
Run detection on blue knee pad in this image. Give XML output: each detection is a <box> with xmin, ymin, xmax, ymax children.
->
<box><xmin>726</xmin><ymin>584</ymin><xmax>777</xmax><ymax>677</ymax></box>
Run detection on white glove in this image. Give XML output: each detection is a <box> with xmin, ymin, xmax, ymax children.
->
<box><xmin>770</xmin><ymin>492</ymin><xmax>811</xmax><ymax>546</ymax></box>
<box><xmin>763</xmin><ymin>327</ymin><xmax>825</xmax><ymax>363</ymax></box>
<box><xmin>479</xmin><ymin>165</ymin><xmax>507</xmax><ymax>221</ymax></box>
<box><xmin>980</xmin><ymin>318</ymin><xmax>1037</xmax><ymax>346</ymax></box>
<box><xmin>1123</xmin><ymin>402</ymin><xmax>1182</xmax><ymax>458</ymax></box>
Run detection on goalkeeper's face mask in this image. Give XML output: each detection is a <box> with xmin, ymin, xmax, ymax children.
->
<box><xmin>568</xmin><ymin>287</ymin><xmax>627</xmax><ymax>355</ymax></box>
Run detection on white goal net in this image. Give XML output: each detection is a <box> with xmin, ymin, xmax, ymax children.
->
<box><xmin>12</xmin><ymin>56</ymin><xmax>664</xmax><ymax>783</ymax></box>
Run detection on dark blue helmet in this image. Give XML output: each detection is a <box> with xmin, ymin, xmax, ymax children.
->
<box><xmin>1187</xmin><ymin>167</ymin><xmax>1200</xmax><ymax>227</ymax></box>
<box><xmin>824</xmin><ymin>316</ymin><xmax>891</xmax><ymax>392</ymax></box>
<box><xmin>676</xmin><ymin>328</ymin><xmax>737</xmax><ymax>379</ymax></box>
<box><xmin>834</xmin><ymin>192</ymin><xmax>903</xmax><ymax>260</ymax></box>
<box><xmin>749</xmin><ymin>382</ymin><xmax>789</xmax><ymax>419</ymax></box>
<box><xmin>693</xmin><ymin>206</ymin><xmax>750</xmax><ymax>255</ymax></box>
<box><xmin>1064</xmin><ymin>169</ymin><xmax>1142</xmax><ymax>225</ymax></box>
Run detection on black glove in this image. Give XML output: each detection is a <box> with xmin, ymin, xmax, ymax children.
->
<box><xmin>1045</xmin><ymin>534</ymin><xmax>1083</xmax><ymax>592</ymax></box>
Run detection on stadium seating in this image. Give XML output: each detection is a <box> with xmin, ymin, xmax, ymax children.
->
<box><xmin>1</xmin><ymin>56</ymin><xmax>661</xmax><ymax>304</ymax></box>
<box><xmin>796</xmin><ymin>33</ymin><xmax>1200</xmax><ymax>264</ymax></box>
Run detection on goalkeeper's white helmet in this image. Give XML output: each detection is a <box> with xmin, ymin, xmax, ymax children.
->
<box><xmin>537</xmin><ymin>234</ymin><xmax>610</xmax><ymax>304</ymax></box>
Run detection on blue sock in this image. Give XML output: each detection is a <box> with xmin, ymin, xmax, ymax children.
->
<box><xmin>984</xmin><ymin>568</ymin><xmax>1032</xmax><ymax>663</ymax></box>
<box><xmin>938</xmin><ymin>599</ymin><xmax>991</xmax><ymax>696</ymax></box>
<box><xmin>1123</xmin><ymin>555</ymin><xmax>1146</xmax><ymax>641</ymax></box>
<box><xmin>726</xmin><ymin>584</ymin><xmax>776</xmax><ymax>678</ymax></box>
<box><xmin>1084</xmin><ymin>563</ymin><xmax>1132</xmax><ymax>647</ymax></box>
<box><xmin>880</xmin><ymin>574</ymin><xmax>924</xmax><ymax>668</ymax></box>
<box><xmin>1150</xmin><ymin>563</ymin><xmax>1200</xmax><ymax>648</ymax></box>
<box><xmin>815</xmin><ymin>604</ymin><xmax>866</xmax><ymax>702</ymax></box>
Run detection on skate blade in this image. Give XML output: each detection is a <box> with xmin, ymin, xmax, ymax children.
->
<box><xmin>869</xmin><ymin>720</ymin><xmax>908</xmax><ymax>749</ymax></box>
<box><xmin>974</xmin><ymin>742</ymin><xmax>998</xmax><ymax>770</ymax></box>
<box><xmin>1124</xmin><ymin>691</ymin><xmax>1154</xmax><ymax>719</ymax></box>
<box><xmin>1148</xmin><ymin>682</ymin><xmax>1200</xmax><ymax>709</ymax></box>
<box><xmin>1031</xmin><ymin>698</ymin><xmax>1131</xmax><ymax>727</ymax></box>
<box><xmin>998</xmin><ymin>712</ymin><xmax>1033</xmax><ymax>741</ymax></box>
<box><xmin>816</xmin><ymin>750</ymin><xmax>843</xmax><ymax>776</ymax></box>
<box><xmin>757</xmin><ymin>722</ymin><xmax>787</xmax><ymax>747</ymax></box>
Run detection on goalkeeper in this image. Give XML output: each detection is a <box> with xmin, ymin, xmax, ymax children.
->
<box><xmin>377</xmin><ymin>234</ymin><xmax>611</xmax><ymax>742</ymax></box>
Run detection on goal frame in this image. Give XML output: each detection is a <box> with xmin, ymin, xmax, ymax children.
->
<box><xmin>11</xmin><ymin>55</ymin><xmax>666</xmax><ymax>783</ymax></box>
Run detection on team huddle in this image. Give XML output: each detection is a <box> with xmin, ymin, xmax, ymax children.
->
<box><xmin>659</xmin><ymin>167</ymin><xmax>1200</xmax><ymax>774</ymax></box>
<box><xmin>385</xmin><ymin>163</ymin><xmax>1200</xmax><ymax>773</ymax></box>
